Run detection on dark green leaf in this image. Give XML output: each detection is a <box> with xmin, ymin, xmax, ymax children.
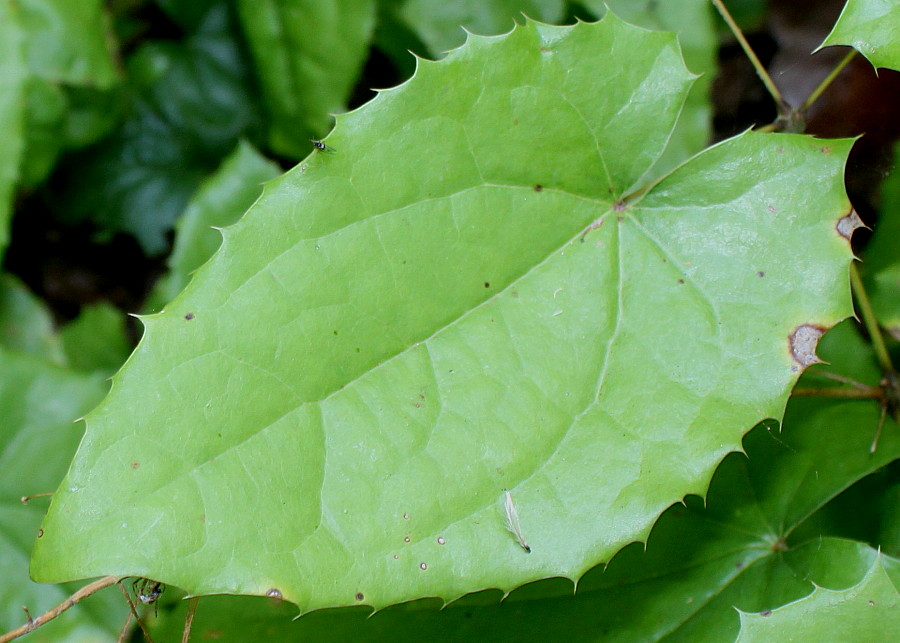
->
<box><xmin>60</xmin><ymin>303</ymin><xmax>132</xmax><ymax>376</ymax></box>
<box><xmin>820</xmin><ymin>0</ymin><xmax>900</xmax><ymax>71</ymax></box>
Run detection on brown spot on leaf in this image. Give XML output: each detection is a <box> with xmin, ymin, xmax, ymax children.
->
<box><xmin>767</xmin><ymin>205</ymin><xmax>777</xmax><ymax>213</ymax></box>
<box><xmin>131</xmin><ymin>461</ymin><xmax>140</xmax><ymax>469</ymax></box>
<box><xmin>355</xmin><ymin>592</ymin><xmax>364</xmax><ymax>601</ymax></box>
<box><xmin>789</xmin><ymin>325</ymin><xmax>826</xmax><ymax>368</ymax></box>
<box><xmin>484</xmin><ymin>282</ymin><xmax>490</xmax><ymax>288</ymax></box>
<box><xmin>758</xmin><ymin>271</ymin><xmax>765</xmax><ymax>278</ymax></box>
<box><xmin>533</xmin><ymin>184</ymin><xmax>543</xmax><ymax>192</ymax></box>
<box><xmin>836</xmin><ymin>209</ymin><xmax>865</xmax><ymax>240</ymax></box>
<box><xmin>820</xmin><ymin>146</ymin><xmax>832</xmax><ymax>154</ymax></box>
<box><xmin>37</xmin><ymin>528</ymin><xmax>44</xmax><ymax>538</ymax></box>
<box><xmin>678</xmin><ymin>279</ymin><xmax>685</xmax><ymax>285</ymax></box>
<box><xmin>613</xmin><ymin>201</ymin><xmax>626</xmax><ymax>213</ymax></box>
<box><xmin>184</xmin><ymin>313</ymin><xmax>194</xmax><ymax>320</ymax></box>
<box><xmin>761</xmin><ymin>610</ymin><xmax>772</xmax><ymax>617</ymax></box>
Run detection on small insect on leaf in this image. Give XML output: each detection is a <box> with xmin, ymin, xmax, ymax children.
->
<box><xmin>310</xmin><ymin>139</ymin><xmax>336</xmax><ymax>153</ymax></box>
<box><xmin>503</xmin><ymin>489</ymin><xmax>531</xmax><ymax>553</ymax></box>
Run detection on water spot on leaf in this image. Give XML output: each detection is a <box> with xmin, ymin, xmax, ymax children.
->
<box><xmin>37</xmin><ymin>528</ymin><xmax>43</xmax><ymax>538</ymax></box>
<box><xmin>265</xmin><ymin>588</ymin><xmax>282</xmax><ymax>599</ymax></box>
<box><xmin>836</xmin><ymin>209</ymin><xmax>864</xmax><ymax>240</ymax></box>
<box><xmin>419</xmin><ymin>562</ymin><xmax>428</xmax><ymax>570</ymax></box>
<box><xmin>789</xmin><ymin>325</ymin><xmax>825</xmax><ymax>369</ymax></box>
<box><xmin>404</xmin><ymin>536</ymin><xmax>410</xmax><ymax>542</ymax></box>
<box><xmin>402</xmin><ymin>513</ymin><xmax>410</xmax><ymax>520</ymax></box>
<box><xmin>437</xmin><ymin>537</ymin><xmax>445</xmax><ymax>545</ymax></box>
<box><xmin>393</xmin><ymin>554</ymin><xmax>399</xmax><ymax>560</ymax></box>
<box><xmin>355</xmin><ymin>592</ymin><xmax>364</xmax><ymax>601</ymax></box>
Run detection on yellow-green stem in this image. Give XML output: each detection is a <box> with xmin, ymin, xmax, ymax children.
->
<box><xmin>712</xmin><ymin>0</ymin><xmax>785</xmax><ymax>107</ymax></box>
<box><xmin>850</xmin><ymin>262</ymin><xmax>895</xmax><ymax>374</ymax></box>
<box><xmin>801</xmin><ymin>48</ymin><xmax>857</xmax><ymax>112</ymax></box>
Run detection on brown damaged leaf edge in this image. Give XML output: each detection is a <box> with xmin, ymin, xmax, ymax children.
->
<box><xmin>836</xmin><ymin>208</ymin><xmax>865</xmax><ymax>240</ymax></box>
<box><xmin>789</xmin><ymin>324</ymin><xmax>827</xmax><ymax>371</ymax></box>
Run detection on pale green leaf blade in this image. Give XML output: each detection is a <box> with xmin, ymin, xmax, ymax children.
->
<box><xmin>0</xmin><ymin>347</ymin><xmax>125</xmax><ymax>641</ymax></box>
<box><xmin>582</xmin><ymin>0</ymin><xmax>716</xmax><ymax>177</ymax></box>
<box><xmin>17</xmin><ymin>0</ymin><xmax>118</xmax><ymax>88</ymax></box>
<box><xmin>820</xmin><ymin>0</ymin><xmax>900</xmax><ymax>71</ymax></box>
<box><xmin>59</xmin><ymin>303</ymin><xmax>131</xmax><ymax>376</ymax></box>
<box><xmin>0</xmin><ymin>275</ymin><xmax>64</xmax><ymax>364</ymax></box>
<box><xmin>736</xmin><ymin>555</ymin><xmax>900</xmax><ymax>642</ymax></box>
<box><xmin>146</xmin><ymin>141</ymin><xmax>281</xmax><ymax>312</ymax></box>
<box><xmin>236</xmin><ymin>0</ymin><xmax>376</xmax><ymax>158</ymax></box>
<box><xmin>33</xmin><ymin>17</ymin><xmax>855</xmax><ymax>616</ymax></box>
<box><xmin>396</xmin><ymin>0</ymin><xmax>565</xmax><ymax>54</ymax></box>
<box><xmin>0</xmin><ymin>3</ymin><xmax>26</xmax><ymax>259</ymax></box>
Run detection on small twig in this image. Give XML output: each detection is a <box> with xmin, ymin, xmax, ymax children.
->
<box><xmin>801</xmin><ymin>48</ymin><xmax>857</xmax><ymax>112</ymax></box>
<box><xmin>791</xmin><ymin>386</ymin><xmax>882</xmax><ymax>400</ymax></box>
<box><xmin>0</xmin><ymin>575</ymin><xmax>120</xmax><ymax>643</ymax></box>
<box><xmin>850</xmin><ymin>263</ymin><xmax>896</xmax><ymax>374</ymax></box>
<box><xmin>119</xmin><ymin>582</ymin><xmax>156</xmax><ymax>643</ymax></box>
<box><xmin>870</xmin><ymin>405</ymin><xmax>888</xmax><ymax>454</ymax></box>
<box><xmin>20</xmin><ymin>492</ymin><xmax>53</xmax><ymax>504</ymax></box>
<box><xmin>116</xmin><ymin>610</ymin><xmax>135</xmax><ymax>643</ymax></box>
<box><xmin>804</xmin><ymin>370</ymin><xmax>871</xmax><ymax>389</ymax></box>
<box><xmin>712</xmin><ymin>0</ymin><xmax>786</xmax><ymax>108</ymax></box>
<box><xmin>182</xmin><ymin>597</ymin><xmax>200</xmax><ymax>643</ymax></box>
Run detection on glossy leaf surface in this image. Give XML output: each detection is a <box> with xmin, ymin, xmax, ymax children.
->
<box><xmin>820</xmin><ymin>0</ymin><xmax>900</xmax><ymax>71</ymax></box>
<box><xmin>736</xmin><ymin>555</ymin><xmax>900</xmax><ymax>642</ymax></box>
<box><xmin>149</xmin><ymin>321</ymin><xmax>900</xmax><ymax>641</ymax></box>
<box><xmin>33</xmin><ymin>16</ymin><xmax>856</xmax><ymax>614</ymax></box>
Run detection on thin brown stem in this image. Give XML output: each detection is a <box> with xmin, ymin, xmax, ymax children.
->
<box><xmin>182</xmin><ymin>597</ymin><xmax>200</xmax><ymax>643</ymax></box>
<box><xmin>851</xmin><ymin>263</ymin><xmax>895</xmax><ymax>374</ymax></box>
<box><xmin>116</xmin><ymin>610</ymin><xmax>135</xmax><ymax>643</ymax></box>
<box><xmin>791</xmin><ymin>386</ymin><xmax>881</xmax><ymax>400</ymax></box>
<box><xmin>801</xmin><ymin>48</ymin><xmax>857</xmax><ymax>112</ymax></box>
<box><xmin>712</xmin><ymin>0</ymin><xmax>785</xmax><ymax>106</ymax></box>
<box><xmin>805</xmin><ymin>370</ymin><xmax>871</xmax><ymax>389</ymax></box>
<box><xmin>119</xmin><ymin>582</ymin><xmax>156</xmax><ymax>643</ymax></box>
<box><xmin>20</xmin><ymin>492</ymin><xmax>53</xmax><ymax>504</ymax></box>
<box><xmin>0</xmin><ymin>576</ymin><xmax>120</xmax><ymax>643</ymax></box>
<box><xmin>870</xmin><ymin>405</ymin><xmax>888</xmax><ymax>454</ymax></box>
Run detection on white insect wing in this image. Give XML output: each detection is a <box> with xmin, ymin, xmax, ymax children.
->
<box><xmin>503</xmin><ymin>490</ymin><xmax>531</xmax><ymax>553</ymax></box>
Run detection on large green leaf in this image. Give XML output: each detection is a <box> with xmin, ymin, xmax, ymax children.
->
<box><xmin>736</xmin><ymin>554</ymin><xmax>900</xmax><ymax>642</ymax></box>
<box><xmin>149</xmin><ymin>321</ymin><xmax>900</xmax><ymax>641</ymax></box>
<box><xmin>146</xmin><ymin>141</ymin><xmax>281</xmax><ymax>313</ymax></box>
<box><xmin>33</xmin><ymin>16</ymin><xmax>856</xmax><ymax>615</ymax></box>
<box><xmin>0</xmin><ymin>3</ymin><xmax>26</xmax><ymax>260</ymax></box>
<box><xmin>582</xmin><ymin>0</ymin><xmax>716</xmax><ymax>178</ymax></box>
<box><xmin>236</xmin><ymin>0</ymin><xmax>376</xmax><ymax>158</ymax></box>
<box><xmin>820</xmin><ymin>0</ymin><xmax>900</xmax><ymax>71</ymax></box>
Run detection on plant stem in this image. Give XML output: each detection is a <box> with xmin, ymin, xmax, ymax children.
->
<box><xmin>850</xmin><ymin>262</ymin><xmax>895</xmax><ymax>374</ymax></box>
<box><xmin>182</xmin><ymin>597</ymin><xmax>200</xmax><ymax>643</ymax></box>
<box><xmin>711</xmin><ymin>0</ymin><xmax>785</xmax><ymax>107</ymax></box>
<box><xmin>792</xmin><ymin>386</ymin><xmax>881</xmax><ymax>400</ymax></box>
<box><xmin>801</xmin><ymin>48</ymin><xmax>857</xmax><ymax>112</ymax></box>
<box><xmin>0</xmin><ymin>576</ymin><xmax>121</xmax><ymax>643</ymax></box>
